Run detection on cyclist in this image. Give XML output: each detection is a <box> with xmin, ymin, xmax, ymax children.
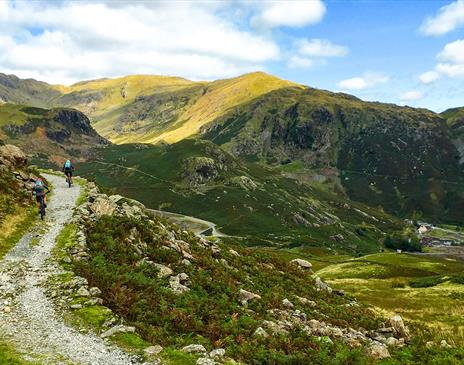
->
<box><xmin>62</xmin><ymin>159</ymin><xmax>74</xmax><ymax>186</ymax></box>
<box><xmin>32</xmin><ymin>178</ymin><xmax>50</xmax><ymax>211</ymax></box>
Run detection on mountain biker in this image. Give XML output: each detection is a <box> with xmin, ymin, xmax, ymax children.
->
<box><xmin>32</xmin><ymin>178</ymin><xmax>50</xmax><ymax>210</ymax></box>
<box><xmin>62</xmin><ymin>159</ymin><xmax>74</xmax><ymax>185</ymax></box>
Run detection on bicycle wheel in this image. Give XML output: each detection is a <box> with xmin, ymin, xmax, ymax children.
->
<box><xmin>40</xmin><ymin>197</ymin><xmax>45</xmax><ymax>220</ymax></box>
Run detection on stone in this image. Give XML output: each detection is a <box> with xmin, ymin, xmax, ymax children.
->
<box><xmin>101</xmin><ymin>325</ymin><xmax>136</xmax><ymax>338</ymax></box>
<box><xmin>366</xmin><ymin>342</ymin><xmax>390</xmax><ymax>360</ymax></box>
<box><xmin>144</xmin><ymin>345</ymin><xmax>163</xmax><ymax>355</ymax></box>
<box><xmin>70</xmin><ymin>304</ymin><xmax>83</xmax><ymax>310</ymax></box>
<box><xmin>315</xmin><ymin>277</ymin><xmax>333</xmax><ymax>294</ymax></box>
<box><xmin>440</xmin><ymin>340</ymin><xmax>452</xmax><ymax>348</ymax></box>
<box><xmin>290</xmin><ymin>258</ymin><xmax>313</xmax><ymax>270</ymax></box>
<box><xmin>90</xmin><ymin>197</ymin><xmax>118</xmax><ymax>217</ymax></box>
<box><xmin>388</xmin><ymin>315</ymin><xmax>409</xmax><ymax>339</ymax></box>
<box><xmin>282</xmin><ymin>298</ymin><xmax>294</xmax><ymax>308</ymax></box>
<box><xmin>426</xmin><ymin>341</ymin><xmax>434</xmax><ymax>349</ymax></box>
<box><xmin>154</xmin><ymin>263</ymin><xmax>174</xmax><ymax>279</ymax></box>
<box><xmin>181</xmin><ymin>344</ymin><xmax>207</xmax><ymax>353</ymax></box>
<box><xmin>197</xmin><ymin>358</ymin><xmax>215</xmax><ymax>365</ymax></box>
<box><xmin>229</xmin><ymin>249</ymin><xmax>240</xmax><ymax>257</ymax></box>
<box><xmin>0</xmin><ymin>144</ymin><xmax>27</xmax><ymax>168</ymax></box>
<box><xmin>253</xmin><ymin>327</ymin><xmax>269</xmax><ymax>338</ymax></box>
<box><xmin>3</xmin><ymin>306</ymin><xmax>11</xmax><ymax>313</ymax></box>
<box><xmin>89</xmin><ymin>287</ymin><xmax>102</xmax><ymax>296</ymax></box>
<box><xmin>181</xmin><ymin>259</ymin><xmax>192</xmax><ymax>266</ymax></box>
<box><xmin>77</xmin><ymin>287</ymin><xmax>90</xmax><ymax>297</ymax></box>
<box><xmin>169</xmin><ymin>275</ymin><xmax>190</xmax><ymax>293</ymax></box>
<box><xmin>239</xmin><ymin>289</ymin><xmax>261</xmax><ymax>305</ymax></box>
<box><xmin>108</xmin><ymin>194</ymin><xmax>125</xmax><ymax>204</ymax></box>
<box><xmin>385</xmin><ymin>337</ymin><xmax>399</xmax><ymax>347</ymax></box>
<box><xmin>209</xmin><ymin>348</ymin><xmax>225</xmax><ymax>358</ymax></box>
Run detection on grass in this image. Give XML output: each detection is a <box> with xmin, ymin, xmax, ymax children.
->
<box><xmin>0</xmin><ymin>206</ymin><xmax>36</xmax><ymax>259</ymax></box>
<box><xmin>317</xmin><ymin>252</ymin><xmax>464</xmax><ymax>345</ymax></box>
<box><xmin>0</xmin><ymin>340</ymin><xmax>39</xmax><ymax>365</ymax></box>
<box><xmin>76</xmin><ymin>139</ymin><xmax>404</xmax><ymax>254</ymax></box>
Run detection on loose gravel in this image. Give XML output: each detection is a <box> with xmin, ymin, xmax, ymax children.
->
<box><xmin>0</xmin><ymin>174</ymin><xmax>145</xmax><ymax>365</ymax></box>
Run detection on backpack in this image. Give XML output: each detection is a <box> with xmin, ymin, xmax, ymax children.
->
<box><xmin>64</xmin><ymin>160</ymin><xmax>71</xmax><ymax>169</ymax></box>
<box><xmin>35</xmin><ymin>180</ymin><xmax>45</xmax><ymax>195</ymax></box>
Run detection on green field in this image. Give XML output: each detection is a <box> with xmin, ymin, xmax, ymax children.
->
<box><xmin>318</xmin><ymin>252</ymin><xmax>464</xmax><ymax>344</ymax></box>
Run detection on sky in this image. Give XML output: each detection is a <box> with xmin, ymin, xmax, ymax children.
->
<box><xmin>0</xmin><ymin>0</ymin><xmax>464</xmax><ymax>111</ymax></box>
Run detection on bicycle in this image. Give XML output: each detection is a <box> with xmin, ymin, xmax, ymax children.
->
<box><xmin>65</xmin><ymin>171</ymin><xmax>73</xmax><ymax>188</ymax></box>
<box><xmin>37</xmin><ymin>194</ymin><xmax>46</xmax><ymax>220</ymax></box>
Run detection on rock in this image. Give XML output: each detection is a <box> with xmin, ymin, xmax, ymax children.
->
<box><xmin>262</xmin><ymin>320</ymin><xmax>289</xmax><ymax>335</ymax></box>
<box><xmin>209</xmin><ymin>348</ymin><xmax>225</xmax><ymax>358</ymax></box>
<box><xmin>108</xmin><ymin>194</ymin><xmax>125</xmax><ymax>204</ymax></box>
<box><xmin>290</xmin><ymin>258</ymin><xmax>312</xmax><ymax>270</ymax></box>
<box><xmin>101</xmin><ymin>325</ymin><xmax>136</xmax><ymax>338</ymax></box>
<box><xmin>154</xmin><ymin>263</ymin><xmax>174</xmax><ymax>279</ymax></box>
<box><xmin>282</xmin><ymin>298</ymin><xmax>294</xmax><ymax>308</ymax></box>
<box><xmin>70</xmin><ymin>304</ymin><xmax>83</xmax><ymax>310</ymax></box>
<box><xmin>3</xmin><ymin>306</ymin><xmax>11</xmax><ymax>313</ymax></box>
<box><xmin>229</xmin><ymin>249</ymin><xmax>240</xmax><ymax>257</ymax></box>
<box><xmin>239</xmin><ymin>289</ymin><xmax>261</xmax><ymax>305</ymax></box>
<box><xmin>169</xmin><ymin>274</ymin><xmax>190</xmax><ymax>293</ymax></box>
<box><xmin>231</xmin><ymin>176</ymin><xmax>258</xmax><ymax>191</ymax></box>
<box><xmin>295</xmin><ymin>295</ymin><xmax>316</xmax><ymax>307</ymax></box>
<box><xmin>330</xmin><ymin>234</ymin><xmax>344</xmax><ymax>242</ymax></box>
<box><xmin>197</xmin><ymin>358</ymin><xmax>215</xmax><ymax>365</ymax></box>
<box><xmin>144</xmin><ymin>345</ymin><xmax>163</xmax><ymax>355</ymax></box>
<box><xmin>426</xmin><ymin>341</ymin><xmax>434</xmax><ymax>349</ymax></box>
<box><xmin>90</xmin><ymin>197</ymin><xmax>118</xmax><ymax>217</ymax></box>
<box><xmin>253</xmin><ymin>327</ymin><xmax>269</xmax><ymax>338</ymax></box>
<box><xmin>0</xmin><ymin>144</ymin><xmax>27</xmax><ymax>168</ymax></box>
<box><xmin>89</xmin><ymin>287</ymin><xmax>102</xmax><ymax>296</ymax></box>
<box><xmin>440</xmin><ymin>340</ymin><xmax>452</xmax><ymax>348</ymax></box>
<box><xmin>315</xmin><ymin>277</ymin><xmax>333</xmax><ymax>294</ymax></box>
<box><xmin>385</xmin><ymin>337</ymin><xmax>399</xmax><ymax>347</ymax></box>
<box><xmin>388</xmin><ymin>315</ymin><xmax>409</xmax><ymax>339</ymax></box>
<box><xmin>182</xmin><ymin>344</ymin><xmax>207</xmax><ymax>353</ymax></box>
<box><xmin>77</xmin><ymin>287</ymin><xmax>90</xmax><ymax>297</ymax></box>
<box><xmin>181</xmin><ymin>259</ymin><xmax>192</xmax><ymax>266</ymax></box>
<box><xmin>366</xmin><ymin>342</ymin><xmax>390</xmax><ymax>360</ymax></box>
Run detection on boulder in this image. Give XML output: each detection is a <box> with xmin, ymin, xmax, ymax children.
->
<box><xmin>154</xmin><ymin>263</ymin><xmax>174</xmax><ymax>279</ymax></box>
<box><xmin>239</xmin><ymin>289</ymin><xmax>261</xmax><ymax>305</ymax></box>
<box><xmin>366</xmin><ymin>342</ymin><xmax>390</xmax><ymax>360</ymax></box>
<box><xmin>89</xmin><ymin>287</ymin><xmax>102</xmax><ymax>296</ymax></box>
<box><xmin>290</xmin><ymin>259</ymin><xmax>312</xmax><ymax>270</ymax></box>
<box><xmin>182</xmin><ymin>344</ymin><xmax>207</xmax><ymax>353</ymax></box>
<box><xmin>388</xmin><ymin>315</ymin><xmax>409</xmax><ymax>339</ymax></box>
<box><xmin>90</xmin><ymin>197</ymin><xmax>118</xmax><ymax>217</ymax></box>
<box><xmin>209</xmin><ymin>348</ymin><xmax>225</xmax><ymax>358</ymax></box>
<box><xmin>144</xmin><ymin>345</ymin><xmax>163</xmax><ymax>355</ymax></box>
<box><xmin>253</xmin><ymin>327</ymin><xmax>269</xmax><ymax>338</ymax></box>
<box><xmin>315</xmin><ymin>277</ymin><xmax>333</xmax><ymax>294</ymax></box>
<box><xmin>197</xmin><ymin>358</ymin><xmax>215</xmax><ymax>365</ymax></box>
<box><xmin>282</xmin><ymin>298</ymin><xmax>294</xmax><ymax>308</ymax></box>
<box><xmin>169</xmin><ymin>274</ymin><xmax>190</xmax><ymax>293</ymax></box>
<box><xmin>101</xmin><ymin>325</ymin><xmax>136</xmax><ymax>338</ymax></box>
<box><xmin>77</xmin><ymin>287</ymin><xmax>90</xmax><ymax>297</ymax></box>
<box><xmin>0</xmin><ymin>144</ymin><xmax>27</xmax><ymax>168</ymax></box>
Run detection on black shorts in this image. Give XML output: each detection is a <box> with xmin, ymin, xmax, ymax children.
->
<box><xmin>36</xmin><ymin>195</ymin><xmax>45</xmax><ymax>202</ymax></box>
<box><xmin>64</xmin><ymin>169</ymin><xmax>73</xmax><ymax>177</ymax></box>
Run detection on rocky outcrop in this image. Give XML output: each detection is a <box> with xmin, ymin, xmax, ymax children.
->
<box><xmin>290</xmin><ymin>258</ymin><xmax>313</xmax><ymax>270</ymax></box>
<box><xmin>0</xmin><ymin>144</ymin><xmax>27</xmax><ymax>168</ymax></box>
<box><xmin>182</xmin><ymin>157</ymin><xmax>223</xmax><ymax>187</ymax></box>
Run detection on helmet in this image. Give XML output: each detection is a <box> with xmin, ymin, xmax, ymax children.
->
<box><xmin>35</xmin><ymin>178</ymin><xmax>43</xmax><ymax>186</ymax></box>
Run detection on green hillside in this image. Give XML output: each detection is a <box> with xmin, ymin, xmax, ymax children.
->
<box><xmin>201</xmin><ymin>87</ymin><xmax>464</xmax><ymax>224</ymax></box>
<box><xmin>74</xmin><ymin>139</ymin><xmax>404</xmax><ymax>253</ymax></box>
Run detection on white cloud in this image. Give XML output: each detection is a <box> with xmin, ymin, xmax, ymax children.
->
<box><xmin>0</xmin><ymin>1</ymin><xmax>282</xmax><ymax>84</ymax></box>
<box><xmin>288</xmin><ymin>55</ymin><xmax>314</xmax><ymax>69</ymax></box>
<box><xmin>419</xmin><ymin>70</ymin><xmax>440</xmax><ymax>84</ymax></box>
<box><xmin>438</xmin><ymin>39</ymin><xmax>464</xmax><ymax>63</ymax></box>
<box><xmin>251</xmin><ymin>0</ymin><xmax>326</xmax><ymax>29</ymax></box>
<box><xmin>420</xmin><ymin>0</ymin><xmax>464</xmax><ymax>36</ymax></box>
<box><xmin>400</xmin><ymin>90</ymin><xmax>424</xmax><ymax>103</ymax></box>
<box><xmin>337</xmin><ymin>72</ymin><xmax>389</xmax><ymax>90</ymax></box>
<box><xmin>297</xmin><ymin>39</ymin><xmax>348</xmax><ymax>58</ymax></box>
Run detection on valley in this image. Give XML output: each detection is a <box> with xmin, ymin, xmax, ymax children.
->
<box><xmin>0</xmin><ymin>71</ymin><xmax>463</xmax><ymax>364</ymax></box>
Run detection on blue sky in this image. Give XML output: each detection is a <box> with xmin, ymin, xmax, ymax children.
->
<box><xmin>0</xmin><ymin>0</ymin><xmax>464</xmax><ymax>111</ymax></box>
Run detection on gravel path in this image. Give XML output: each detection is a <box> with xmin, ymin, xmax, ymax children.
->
<box><xmin>0</xmin><ymin>174</ymin><xmax>144</xmax><ymax>365</ymax></box>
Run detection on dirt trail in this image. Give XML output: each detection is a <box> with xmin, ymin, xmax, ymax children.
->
<box><xmin>0</xmin><ymin>174</ymin><xmax>145</xmax><ymax>365</ymax></box>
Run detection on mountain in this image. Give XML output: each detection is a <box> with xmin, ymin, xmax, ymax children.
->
<box><xmin>0</xmin><ymin>103</ymin><xmax>107</xmax><ymax>163</ymax></box>
<box><xmin>0</xmin><ymin>72</ymin><xmax>463</xmax><ymax>224</ymax></box>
